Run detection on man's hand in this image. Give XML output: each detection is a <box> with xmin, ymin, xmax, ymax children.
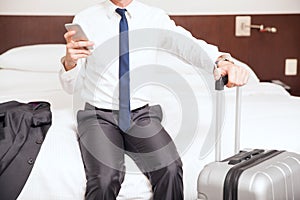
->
<box><xmin>63</xmin><ymin>30</ymin><xmax>94</xmax><ymax>71</ymax></box>
<box><xmin>216</xmin><ymin>60</ymin><xmax>249</xmax><ymax>88</ymax></box>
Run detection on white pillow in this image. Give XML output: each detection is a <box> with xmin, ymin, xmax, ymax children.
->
<box><xmin>0</xmin><ymin>44</ymin><xmax>66</xmax><ymax>72</ymax></box>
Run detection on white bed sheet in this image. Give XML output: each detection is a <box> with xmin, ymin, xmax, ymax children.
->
<box><xmin>0</xmin><ymin>73</ymin><xmax>84</xmax><ymax>199</ymax></box>
<box><xmin>1</xmin><ymin>64</ymin><xmax>300</xmax><ymax>200</ymax></box>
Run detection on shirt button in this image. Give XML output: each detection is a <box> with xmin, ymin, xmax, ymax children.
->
<box><xmin>28</xmin><ymin>158</ymin><xmax>34</xmax><ymax>165</ymax></box>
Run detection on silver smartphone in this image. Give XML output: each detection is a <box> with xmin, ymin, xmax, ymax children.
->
<box><xmin>64</xmin><ymin>23</ymin><xmax>93</xmax><ymax>50</ymax></box>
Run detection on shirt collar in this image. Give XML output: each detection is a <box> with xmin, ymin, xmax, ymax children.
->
<box><xmin>105</xmin><ymin>0</ymin><xmax>134</xmax><ymax>19</ymax></box>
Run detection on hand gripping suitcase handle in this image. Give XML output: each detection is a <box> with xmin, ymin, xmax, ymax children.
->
<box><xmin>215</xmin><ymin>75</ymin><xmax>228</xmax><ymax>91</ymax></box>
<box><xmin>215</xmin><ymin>75</ymin><xmax>242</xmax><ymax>161</ymax></box>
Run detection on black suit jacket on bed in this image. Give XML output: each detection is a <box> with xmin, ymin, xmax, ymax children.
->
<box><xmin>0</xmin><ymin>101</ymin><xmax>52</xmax><ymax>200</ymax></box>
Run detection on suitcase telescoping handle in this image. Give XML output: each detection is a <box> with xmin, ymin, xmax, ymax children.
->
<box><xmin>215</xmin><ymin>75</ymin><xmax>242</xmax><ymax>162</ymax></box>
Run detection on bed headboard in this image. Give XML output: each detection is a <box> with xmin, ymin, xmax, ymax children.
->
<box><xmin>0</xmin><ymin>14</ymin><xmax>299</xmax><ymax>96</ymax></box>
<box><xmin>0</xmin><ymin>15</ymin><xmax>73</xmax><ymax>53</ymax></box>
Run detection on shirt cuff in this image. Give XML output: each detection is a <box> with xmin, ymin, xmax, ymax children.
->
<box><xmin>59</xmin><ymin>56</ymin><xmax>79</xmax><ymax>81</ymax></box>
<box><xmin>215</xmin><ymin>53</ymin><xmax>233</xmax><ymax>67</ymax></box>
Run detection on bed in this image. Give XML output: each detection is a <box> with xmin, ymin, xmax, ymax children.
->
<box><xmin>0</xmin><ymin>44</ymin><xmax>299</xmax><ymax>200</ymax></box>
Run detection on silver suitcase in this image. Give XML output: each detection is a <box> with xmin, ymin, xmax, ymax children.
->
<box><xmin>197</xmin><ymin>77</ymin><xmax>300</xmax><ymax>200</ymax></box>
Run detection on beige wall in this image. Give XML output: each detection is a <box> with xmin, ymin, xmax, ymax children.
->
<box><xmin>0</xmin><ymin>0</ymin><xmax>299</xmax><ymax>15</ymax></box>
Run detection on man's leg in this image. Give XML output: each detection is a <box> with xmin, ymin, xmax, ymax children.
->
<box><xmin>124</xmin><ymin>105</ymin><xmax>183</xmax><ymax>200</ymax></box>
<box><xmin>77</xmin><ymin>105</ymin><xmax>126</xmax><ymax>200</ymax></box>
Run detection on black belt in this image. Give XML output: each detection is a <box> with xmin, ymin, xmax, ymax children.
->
<box><xmin>93</xmin><ymin>104</ymin><xmax>149</xmax><ymax>113</ymax></box>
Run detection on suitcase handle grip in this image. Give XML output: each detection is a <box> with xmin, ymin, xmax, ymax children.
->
<box><xmin>215</xmin><ymin>75</ymin><xmax>228</xmax><ymax>91</ymax></box>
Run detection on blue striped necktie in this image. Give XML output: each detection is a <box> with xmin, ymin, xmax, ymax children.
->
<box><xmin>116</xmin><ymin>8</ymin><xmax>130</xmax><ymax>132</ymax></box>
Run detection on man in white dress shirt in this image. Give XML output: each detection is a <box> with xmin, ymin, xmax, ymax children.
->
<box><xmin>59</xmin><ymin>0</ymin><xmax>249</xmax><ymax>199</ymax></box>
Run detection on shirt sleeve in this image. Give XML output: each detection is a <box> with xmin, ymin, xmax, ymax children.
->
<box><xmin>58</xmin><ymin>55</ymin><xmax>86</xmax><ymax>94</ymax></box>
<box><xmin>156</xmin><ymin>10</ymin><xmax>228</xmax><ymax>72</ymax></box>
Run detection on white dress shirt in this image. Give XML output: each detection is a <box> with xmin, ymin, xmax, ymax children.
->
<box><xmin>59</xmin><ymin>0</ymin><xmax>225</xmax><ymax>110</ymax></box>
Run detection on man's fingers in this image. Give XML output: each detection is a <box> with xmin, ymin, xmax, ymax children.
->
<box><xmin>64</xmin><ymin>30</ymin><xmax>94</xmax><ymax>49</ymax></box>
<box><xmin>64</xmin><ymin>30</ymin><xmax>76</xmax><ymax>43</ymax></box>
<box><xmin>218</xmin><ymin>64</ymin><xmax>250</xmax><ymax>87</ymax></box>
<box><xmin>67</xmin><ymin>48</ymin><xmax>91</xmax><ymax>56</ymax></box>
<box><xmin>67</xmin><ymin>41</ymin><xmax>94</xmax><ymax>50</ymax></box>
<box><xmin>242</xmin><ymin>69</ymin><xmax>250</xmax><ymax>85</ymax></box>
<box><xmin>64</xmin><ymin>52</ymin><xmax>90</xmax><ymax>69</ymax></box>
<box><xmin>69</xmin><ymin>53</ymin><xmax>90</xmax><ymax>61</ymax></box>
<box><xmin>226</xmin><ymin>66</ymin><xmax>237</xmax><ymax>87</ymax></box>
<box><xmin>235</xmin><ymin>67</ymin><xmax>249</xmax><ymax>86</ymax></box>
<box><xmin>67</xmin><ymin>48</ymin><xmax>92</xmax><ymax>63</ymax></box>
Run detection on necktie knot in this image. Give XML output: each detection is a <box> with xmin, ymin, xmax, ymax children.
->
<box><xmin>116</xmin><ymin>8</ymin><xmax>127</xmax><ymax>18</ymax></box>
